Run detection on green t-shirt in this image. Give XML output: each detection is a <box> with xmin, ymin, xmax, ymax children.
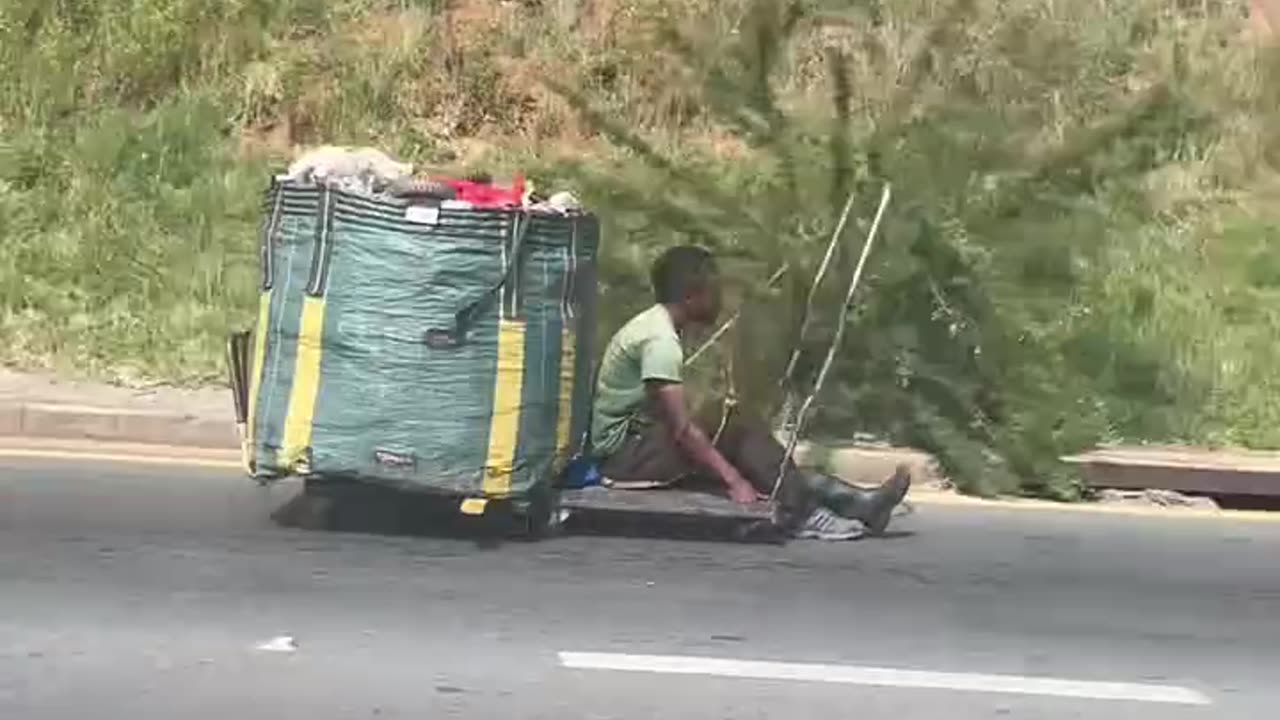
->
<box><xmin>590</xmin><ymin>305</ymin><xmax>684</xmax><ymax>457</ymax></box>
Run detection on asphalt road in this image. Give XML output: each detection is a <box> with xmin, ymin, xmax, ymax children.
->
<box><xmin>2</xmin><ymin>458</ymin><xmax>1279</xmax><ymax>719</ymax></box>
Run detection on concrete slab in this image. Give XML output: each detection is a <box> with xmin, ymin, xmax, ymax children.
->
<box><xmin>1066</xmin><ymin>446</ymin><xmax>1280</xmax><ymax>498</ymax></box>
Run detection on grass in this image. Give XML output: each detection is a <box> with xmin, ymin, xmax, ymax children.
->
<box><xmin>2</xmin><ymin>0</ymin><xmax>1280</xmax><ymax>494</ymax></box>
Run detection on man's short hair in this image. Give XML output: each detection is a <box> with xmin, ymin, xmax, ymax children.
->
<box><xmin>651</xmin><ymin>245</ymin><xmax>717</xmax><ymax>304</ymax></box>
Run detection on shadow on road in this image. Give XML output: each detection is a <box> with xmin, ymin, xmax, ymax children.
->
<box><xmin>269</xmin><ymin>483</ymin><xmax>795</xmax><ymax>547</ymax></box>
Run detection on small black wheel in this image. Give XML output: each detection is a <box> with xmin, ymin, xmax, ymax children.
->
<box><xmin>509</xmin><ymin>493</ymin><xmax>554</xmax><ymax>541</ymax></box>
<box><xmin>733</xmin><ymin>519</ymin><xmax>788</xmax><ymax>544</ymax></box>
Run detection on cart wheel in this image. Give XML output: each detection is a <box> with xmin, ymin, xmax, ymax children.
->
<box><xmin>733</xmin><ymin>518</ymin><xmax>787</xmax><ymax>544</ymax></box>
<box><xmin>505</xmin><ymin>500</ymin><xmax>547</xmax><ymax>542</ymax></box>
<box><xmin>272</xmin><ymin>479</ymin><xmax>338</xmax><ymax>531</ymax></box>
<box><xmin>456</xmin><ymin>498</ymin><xmax>507</xmax><ymax>549</ymax></box>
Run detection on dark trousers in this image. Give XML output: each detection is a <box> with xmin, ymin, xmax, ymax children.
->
<box><xmin>597</xmin><ymin>413</ymin><xmax>817</xmax><ymax>529</ymax></box>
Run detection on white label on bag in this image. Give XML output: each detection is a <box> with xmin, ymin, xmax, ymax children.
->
<box><xmin>405</xmin><ymin>206</ymin><xmax>440</xmax><ymax>225</ymax></box>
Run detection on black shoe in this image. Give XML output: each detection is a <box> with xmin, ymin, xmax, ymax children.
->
<box><xmin>832</xmin><ymin>464</ymin><xmax>912</xmax><ymax>536</ymax></box>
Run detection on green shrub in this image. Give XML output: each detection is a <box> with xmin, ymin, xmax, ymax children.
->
<box><xmin>1</xmin><ymin>0</ymin><xmax>1278</xmax><ymax>496</ymax></box>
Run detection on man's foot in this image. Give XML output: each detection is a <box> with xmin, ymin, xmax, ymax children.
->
<box><xmin>845</xmin><ymin>464</ymin><xmax>912</xmax><ymax>536</ymax></box>
<box><xmin>794</xmin><ymin>506</ymin><xmax>864</xmax><ymax>541</ymax></box>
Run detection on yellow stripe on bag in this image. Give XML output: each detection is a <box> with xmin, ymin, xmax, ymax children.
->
<box><xmin>246</xmin><ymin>290</ymin><xmax>273</xmax><ymax>456</ymax></box>
<box><xmin>484</xmin><ymin>318</ymin><xmax>526</xmax><ymax>497</ymax></box>
<box><xmin>555</xmin><ymin>327</ymin><xmax>577</xmax><ymax>463</ymax></box>
<box><xmin>279</xmin><ymin>296</ymin><xmax>327</xmax><ymax>470</ymax></box>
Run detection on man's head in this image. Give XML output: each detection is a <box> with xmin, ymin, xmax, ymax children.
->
<box><xmin>651</xmin><ymin>245</ymin><xmax>721</xmax><ymax>326</ymax></box>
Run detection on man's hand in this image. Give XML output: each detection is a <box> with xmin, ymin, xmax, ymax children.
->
<box><xmin>723</xmin><ymin>468</ymin><xmax>760</xmax><ymax>505</ymax></box>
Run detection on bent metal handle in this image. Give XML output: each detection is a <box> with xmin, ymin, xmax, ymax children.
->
<box><xmin>769</xmin><ymin>183</ymin><xmax>893</xmax><ymax>504</ymax></box>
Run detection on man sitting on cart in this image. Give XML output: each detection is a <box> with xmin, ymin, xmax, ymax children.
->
<box><xmin>590</xmin><ymin>245</ymin><xmax>911</xmax><ymax>540</ymax></box>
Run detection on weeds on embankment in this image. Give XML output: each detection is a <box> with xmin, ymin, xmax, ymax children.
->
<box><xmin>2</xmin><ymin>0</ymin><xmax>1279</xmax><ymax>495</ymax></box>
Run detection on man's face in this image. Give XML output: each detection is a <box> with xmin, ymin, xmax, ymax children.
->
<box><xmin>686</xmin><ymin>275</ymin><xmax>722</xmax><ymax>326</ymax></box>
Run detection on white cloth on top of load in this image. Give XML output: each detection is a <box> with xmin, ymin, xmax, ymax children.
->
<box><xmin>527</xmin><ymin>190</ymin><xmax>583</xmax><ymax>216</ymax></box>
<box><xmin>282</xmin><ymin>146</ymin><xmax>415</xmax><ymax>197</ymax></box>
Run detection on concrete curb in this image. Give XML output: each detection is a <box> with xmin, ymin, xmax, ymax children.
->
<box><xmin>2</xmin><ymin>436</ymin><xmax>1277</xmax><ymax>524</ymax></box>
<box><xmin>794</xmin><ymin>443</ymin><xmax>948</xmax><ymax>488</ymax></box>
<box><xmin>0</xmin><ymin>400</ymin><xmax>942</xmax><ymax>480</ymax></box>
<box><xmin>0</xmin><ymin>437</ymin><xmax>244</xmax><ymax>470</ymax></box>
<box><xmin>5</xmin><ymin>397</ymin><xmax>1268</xmax><ymax>513</ymax></box>
<box><xmin>0</xmin><ymin>395</ymin><xmax>937</xmax><ymax>474</ymax></box>
<box><xmin>0</xmin><ymin>401</ymin><xmax>238</xmax><ymax>450</ymax></box>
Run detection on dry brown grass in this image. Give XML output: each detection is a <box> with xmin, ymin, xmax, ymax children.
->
<box><xmin>4</xmin><ymin>0</ymin><xmax>1280</xmax><ymax>479</ymax></box>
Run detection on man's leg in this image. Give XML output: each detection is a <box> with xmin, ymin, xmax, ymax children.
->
<box><xmin>598</xmin><ymin>419</ymin><xmax>807</xmax><ymax>502</ymax></box>
<box><xmin>597</xmin><ymin>425</ymin><xmax>695</xmax><ymax>487</ymax></box>
<box><xmin>597</xmin><ymin>414</ymin><xmax>910</xmax><ymax>537</ymax></box>
<box><xmin>702</xmin><ymin>413</ymin><xmax>817</xmax><ymax>530</ymax></box>
<box><xmin>711</xmin><ymin>412</ymin><xmax>911</xmax><ymax>536</ymax></box>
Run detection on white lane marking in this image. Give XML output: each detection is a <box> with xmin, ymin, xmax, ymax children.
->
<box><xmin>255</xmin><ymin>636</ymin><xmax>298</xmax><ymax>653</ymax></box>
<box><xmin>557</xmin><ymin>652</ymin><xmax>1210</xmax><ymax>706</ymax></box>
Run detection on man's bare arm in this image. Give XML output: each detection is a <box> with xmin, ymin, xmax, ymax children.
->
<box><xmin>646</xmin><ymin>381</ymin><xmax>758</xmax><ymax>503</ymax></box>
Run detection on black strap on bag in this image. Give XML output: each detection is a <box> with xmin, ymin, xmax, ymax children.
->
<box><xmin>425</xmin><ymin>212</ymin><xmax>533</xmax><ymax>349</ymax></box>
<box><xmin>260</xmin><ymin>178</ymin><xmax>285</xmax><ymax>291</ymax></box>
<box><xmin>304</xmin><ymin>186</ymin><xmax>337</xmax><ymax>297</ymax></box>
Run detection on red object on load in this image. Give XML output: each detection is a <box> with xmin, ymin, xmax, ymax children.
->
<box><xmin>439</xmin><ymin>174</ymin><xmax>526</xmax><ymax>208</ymax></box>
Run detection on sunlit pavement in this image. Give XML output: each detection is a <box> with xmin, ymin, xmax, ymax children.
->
<box><xmin>2</xmin><ymin>457</ymin><xmax>1278</xmax><ymax>719</ymax></box>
